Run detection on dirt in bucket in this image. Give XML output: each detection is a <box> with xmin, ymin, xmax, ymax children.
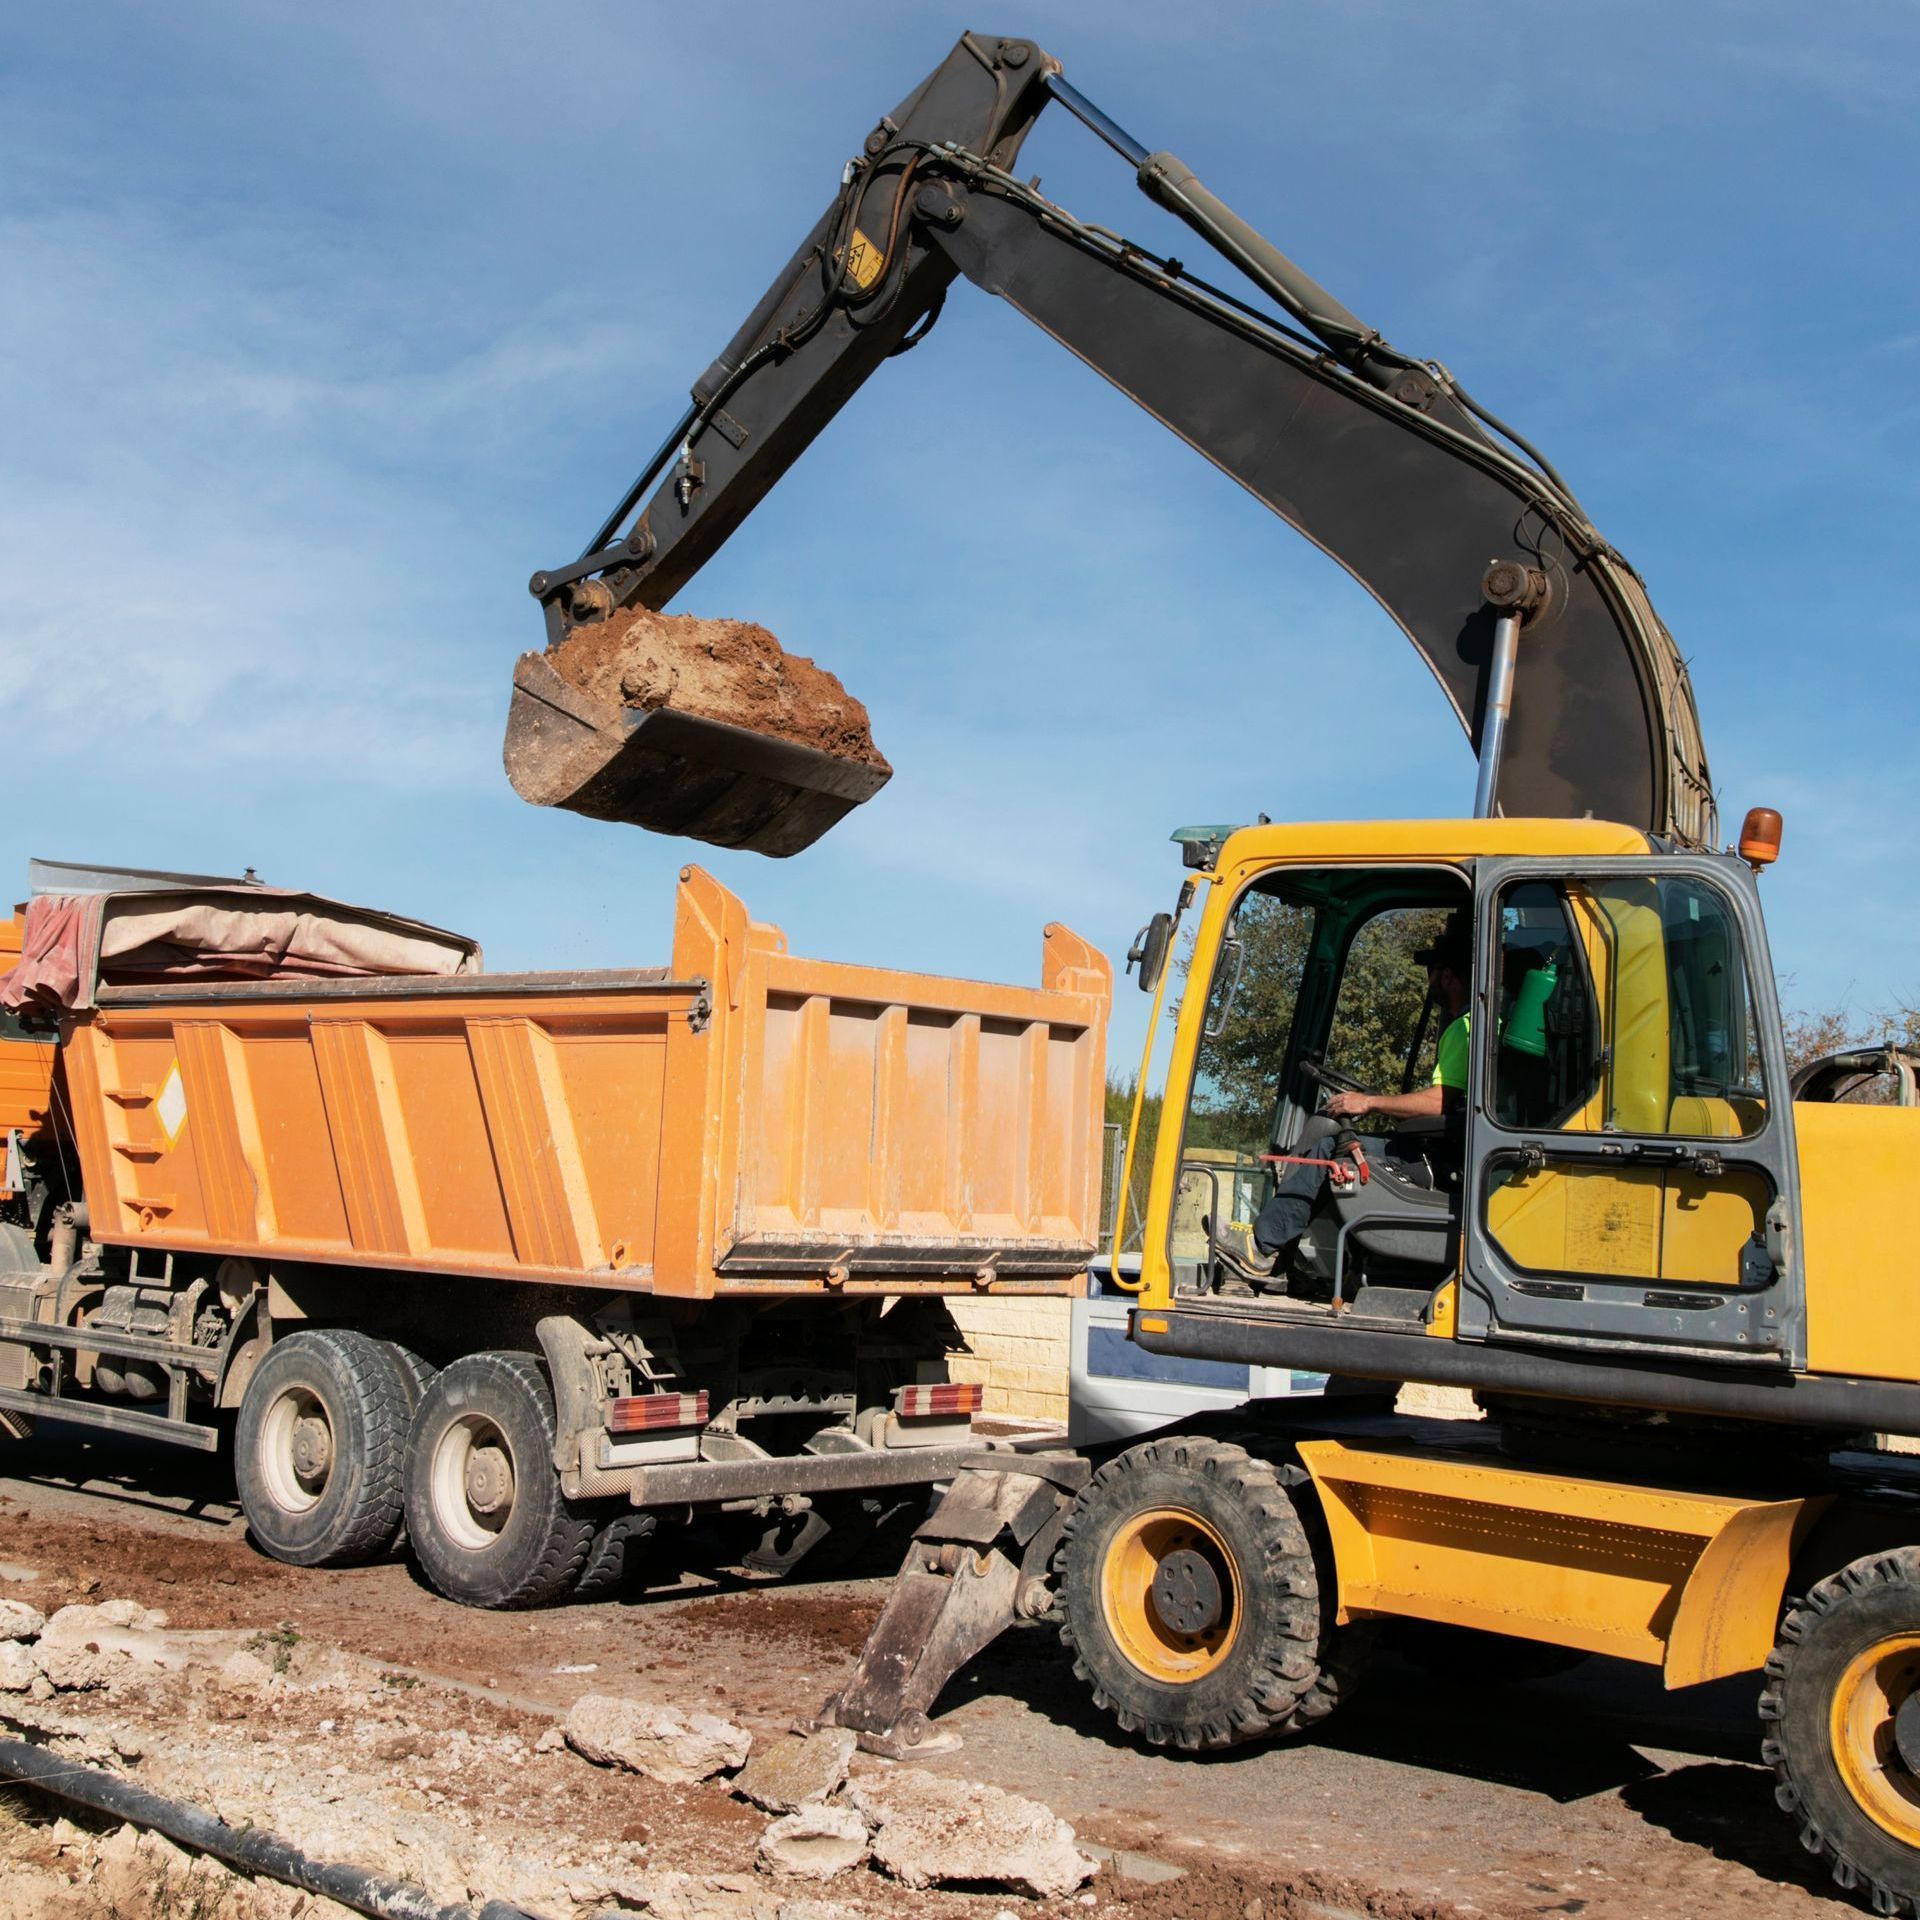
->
<box><xmin>544</xmin><ymin>608</ymin><xmax>889</xmax><ymax>769</ymax></box>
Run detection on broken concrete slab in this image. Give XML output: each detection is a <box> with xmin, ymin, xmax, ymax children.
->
<box><xmin>32</xmin><ymin>1603</ymin><xmax>199</xmax><ymax>1690</ymax></box>
<box><xmin>0</xmin><ymin>1638</ymin><xmax>37</xmax><ymax>1691</ymax></box>
<box><xmin>88</xmin><ymin>1598</ymin><xmax>167</xmax><ymax>1631</ymax></box>
<box><xmin>1081</xmin><ymin>1841</ymin><xmax>1189</xmax><ymax>1884</ymax></box>
<box><xmin>563</xmin><ymin>1693</ymin><xmax>750</xmax><ymax>1786</ymax></box>
<box><xmin>0</xmin><ymin>1597</ymin><xmax>46</xmax><ymax>1640</ymax></box>
<box><xmin>733</xmin><ymin>1728</ymin><xmax>858</xmax><ymax>1814</ymax></box>
<box><xmin>847</xmin><ymin>1768</ymin><xmax>1098</xmax><ymax>1899</ymax></box>
<box><xmin>757</xmin><ymin>1804</ymin><xmax>870</xmax><ymax>1882</ymax></box>
<box><xmin>212</xmin><ymin>1648</ymin><xmax>278</xmax><ymax>1693</ymax></box>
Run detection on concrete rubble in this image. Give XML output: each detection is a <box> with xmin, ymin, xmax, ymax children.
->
<box><xmin>29</xmin><ymin>1599</ymin><xmax>202</xmax><ymax>1690</ymax></box>
<box><xmin>1</xmin><ymin>1584</ymin><xmax>1105</xmax><ymax>1918</ymax></box>
<box><xmin>756</xmin><ymin>1803</ymin><xmax>870</xmax><ymax>1881</ymax></box>
<box><xmin>563</xmin><ymin>1691</ymin><xmax>753</xmax><ymax>1785</ymax></box>
<box><xmin>0</xmin><ymin>1637</ymin><xmax>38</xmax><ymax>1690</ymax></box>
<box><xmin>0</xmin><ymin>1596</ymin><xmax>46</xmax><ymax>1639</ymax></box>
<box><xmin>846</xmin><ymin>1767</ymin><xmax>1098</xmax><ymax>1899</ymax></box>
<box><xmin>732</xmin><ymin>1727</ymin><xmax>858</xmax><ymax>1812</ymax></box>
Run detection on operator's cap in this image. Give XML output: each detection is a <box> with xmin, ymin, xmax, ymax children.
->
<box><xmin>1413</xmin><ymin>911</ymin><xmax>1470</xmax><ymax>972</ymax></box>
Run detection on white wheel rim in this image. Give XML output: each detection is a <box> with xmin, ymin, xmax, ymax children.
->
<box><xmin>258</xmin><ymin>1386</ymin><xmax>332</xmax><ymax>1515</ymax></box>
<box><xmin>429</xmin><ymin>1412</ymin><xmax>517</xmax><ymax>1553</ymax></box>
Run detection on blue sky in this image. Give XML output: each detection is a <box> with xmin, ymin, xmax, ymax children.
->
<box><xmin>4</xmin><ymin>3</ymin><xmax>1916</xmax><ymax>1070</ymax></box>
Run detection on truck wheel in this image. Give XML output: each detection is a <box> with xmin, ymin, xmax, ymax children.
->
<box><xmin>235</xmin><ymin>1329</ymin><xmax>411</xmax><ymax>1567</ymax></box>
<box><xmin>383</xmin><ymin>1344</ymin><xmax>440</xmax><ymax>1555</ymax></box>
<box><xmin>573</xmin><ymin>1511</ymin><xmax>657</xmax><ymax>1602</ymax></box>
<box><xmin>403</xmin><ymin>1351</ymin><xmax>595</xmax><ymax>1610</ymax></box>
<box><xmin>1056</xmin><ymin>1434</ymin><xmax>1370</xmax><ymax>1752</ymax></box>
<box><xmin>1761</xmin><ymin>1548</ymin><xmax>1920</xmax><ymax>1913</ymax></box>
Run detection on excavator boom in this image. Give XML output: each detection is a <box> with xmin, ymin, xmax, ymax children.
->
<box><xmin>510</xmin><ymin>32</ymin><xmax>1714</xmax><ymax>854</ymax></box>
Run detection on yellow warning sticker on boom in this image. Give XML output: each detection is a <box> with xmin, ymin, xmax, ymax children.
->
<box><xmin>845</xmin><ymin>227</ymin><xmax>886</xmax><ymax>291</ymax></box>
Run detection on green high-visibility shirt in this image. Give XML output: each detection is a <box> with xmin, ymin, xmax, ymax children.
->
<box><xmin>1432</xmin><ymin>1012</ymin><xmax>1471</xmax><ymax>1092</ymax></box>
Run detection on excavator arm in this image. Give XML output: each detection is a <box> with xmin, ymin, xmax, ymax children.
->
<box><xmin>516</xmin><ymin>31</ymin><xmax>1714</xmax><ymax>853</ymax></box>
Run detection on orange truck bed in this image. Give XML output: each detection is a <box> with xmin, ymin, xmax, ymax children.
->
<box><xmin>55</xmin><ymin>867</ymin><xmax>1111</xmax><ymax>1297</ymax></box>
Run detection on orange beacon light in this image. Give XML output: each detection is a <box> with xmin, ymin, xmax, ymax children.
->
<box><xmin>1739</xmin><ymin>806</ymin><xmax>1784</xmax><ymax>870</ymax></box>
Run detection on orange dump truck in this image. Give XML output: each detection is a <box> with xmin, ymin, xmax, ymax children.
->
<box><xmin>0</xmin><ymin>858</ymin><xmax>1109</xmax><ymax>1607</ymax></box>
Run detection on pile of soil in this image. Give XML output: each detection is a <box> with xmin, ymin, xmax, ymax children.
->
<box><xmin>546</xmin><ymin>608</ymin><xmax>889</xmax><ymax>769</ymax></box>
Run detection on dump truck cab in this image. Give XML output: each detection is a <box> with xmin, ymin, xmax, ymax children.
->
<box><xmin>1118</xmin><ymin>816</ymin><xmax>1920</xmax><ymax>1423</ymax></box>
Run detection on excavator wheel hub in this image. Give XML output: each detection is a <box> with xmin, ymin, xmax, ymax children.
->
<box><xmin>1102</xmin><ymin>1506</ymin><xmax>1242</xmax><ymax>1683</ymax></box>
<box><xmin>1895</xmin><ymin>1690</ymin><xmax>1920</xmax><ymax>1777</ymax></box>
<box><xmin>1150</xmin><ymin>1546</ymin><xmax>1223</xmax><ymax>1637</ymax></box>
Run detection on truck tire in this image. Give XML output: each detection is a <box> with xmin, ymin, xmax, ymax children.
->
<box><xmin>573</xmin><ymin>1511</ymin><xmax>657</xmax><ymax>1601</ymax></box>
<box><xmin>1760</xmin><ymin>1548</ymin><xmax>1920</xmax><ymax>1913</ymax></box>
<box><xmin>1057</xmin><ymin>1434</ymin><xmax>1371</xmax><ymax>1752</ymax></box>
<box><xmin>383</xmin><ymin>1344</ymin><xmax>439</xmax><ymax>1555</ymax></box>
<box><xmin>234</xmin><ymin>1330</ymin><xmax>411</xmax><ymax>1568</ymax></box>
<box><xmin>403</xmin><ymin>1351</ymin><xmax>595</xmax><ymax>1610</ymax></box>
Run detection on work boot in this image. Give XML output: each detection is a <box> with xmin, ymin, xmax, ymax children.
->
<box><xmin>1207</xmin><ymin>1217</ymin><xmax>1283</xmax><ymax>1291</ymax></box>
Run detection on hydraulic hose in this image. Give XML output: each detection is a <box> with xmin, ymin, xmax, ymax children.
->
<box><xmin>0</xmin><ymin>1736</ymin><xmax>535</xmax><ymax>1920</ymax></box>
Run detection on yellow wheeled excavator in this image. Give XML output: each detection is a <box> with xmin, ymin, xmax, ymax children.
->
<box><xmin>509</xmin><ymin>33</ymin><xmax>1920</xmax><ymax>1912</ymax></box>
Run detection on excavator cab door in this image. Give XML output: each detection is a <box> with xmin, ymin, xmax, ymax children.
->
<box><xmin>1458</xmin><ymin>856</ymin><xmax>1804</xmax><ymax>1366</ymax></box>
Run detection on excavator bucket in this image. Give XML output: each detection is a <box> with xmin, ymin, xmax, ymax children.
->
<box><xmin>503</xmin><ymin>652</ymin><xmax>892</xmax><ymax>859</ymax></box>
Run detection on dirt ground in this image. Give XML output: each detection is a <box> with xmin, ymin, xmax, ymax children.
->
<box><xmin>0</xmin><ymin>1422</ymin><xmax>1862</xmax><ymax>1920</ymax></box>
<box><xmin>546</xmin><ymin>608</ymin><xmax>888</xmax><ymax>768</ymax></box>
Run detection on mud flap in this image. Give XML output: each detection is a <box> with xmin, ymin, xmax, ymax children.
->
<box><xmin>816</xmin><ymin>1453</ymin><xmax>1088</xmax><ymax>1757</ymax></box>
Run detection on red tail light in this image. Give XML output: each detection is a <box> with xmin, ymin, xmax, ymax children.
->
<box><xmin>605</xmin><ymin>1391</ymin><xmax>709</xmax><ymax>1434</ymax></box>
<box><xmin>893</xmin><ymin>1382</ymin><xmax>983</xmax><ymax>1419</ymax></box>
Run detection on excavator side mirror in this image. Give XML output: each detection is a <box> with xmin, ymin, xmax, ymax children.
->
<box><xmin>1127</xmin><ymin>913</ymin><xmax>1174</xmax><ymax>993</ymax></box>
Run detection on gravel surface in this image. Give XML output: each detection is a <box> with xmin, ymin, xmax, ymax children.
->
<box><xmin>0</xmin><ymin>1422</ymin><xmax>1856</xmax><ymax>1920</ymax></box>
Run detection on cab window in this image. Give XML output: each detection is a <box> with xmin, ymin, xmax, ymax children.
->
<box><xmin>1489</xmin><ymin>882</ymin><xmax>1601</xmax><ymax>1130</ymax></box>
<box><xmin>1496</xmin><ymin>873</ymin><xmax>1767</xmax><ymax>1139</ymax></box>
<box><xmin>1320</xmin><ymin>907</ymin><xmax>1449</xmax><ymax>1130</ymax></box>
<box><xmin>1186</xmin><ymin>888</ymin><xmax>1316</xmax><ymax>1163</ymax></box>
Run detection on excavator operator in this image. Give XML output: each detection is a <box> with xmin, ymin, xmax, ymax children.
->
<box><xmin>1231</xmin><ymin>914</ymin><xmax>1471</xmax><ymax>1289</ymax></box>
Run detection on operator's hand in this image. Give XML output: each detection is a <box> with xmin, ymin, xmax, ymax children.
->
<box><xmin>1324</xmin><ymin>1090</ymin><xmax>1372</xmax><ymax>1120</ymax></box>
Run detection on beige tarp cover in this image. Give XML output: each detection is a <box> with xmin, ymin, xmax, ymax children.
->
<box><xmin>1</xmin><ymin>886</ymin><xmax>482</xmax><ymax>1015</ymax></box>
<box><xmin>100</xmin><ymin>901</ymin><xmax>480</xmax><ymax>983</ymax></box>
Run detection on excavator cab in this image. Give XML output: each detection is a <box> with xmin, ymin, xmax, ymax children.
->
<box><xmin>1166</xmin><ymin>864</ymin><xmax>1473</xmax><ymax>1318</ymax></box>
<box><xmin>1127</xmin><ymin>820</ymin><xmax>1806</xmax><ymax>1371</ymax></box>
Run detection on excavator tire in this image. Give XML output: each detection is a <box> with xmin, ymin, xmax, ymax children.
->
<box><xmin>1761</xmin><ymin>1547</ymin><xmax>1920</xmax><ymax>1914</ymax></box>
<box><xmin>1056</xmin><ymin>1434</ymin><xmax>1372</xmax><ymax>1752</ymax></box>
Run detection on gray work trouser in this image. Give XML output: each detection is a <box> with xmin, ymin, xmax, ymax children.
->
<box><xmin>1251</xmin><ymin>1115</ymin><xmax>1439</xmax><ymax>1254</ymax></box>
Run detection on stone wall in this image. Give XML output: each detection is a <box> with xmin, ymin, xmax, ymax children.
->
<box><xmin>947</xmin><ymin>1295</ymin><xmax>1072</xmax><ymax>1427</ymax></box>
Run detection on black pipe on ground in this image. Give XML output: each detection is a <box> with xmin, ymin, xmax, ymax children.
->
<box><xmin>0</xmin><ymin>1734</ymin><xmax>535</xmax><ymax>1920</ymax></box>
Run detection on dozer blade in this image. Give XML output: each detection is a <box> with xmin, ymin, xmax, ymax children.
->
<box><xmin>503</xmin><ymin>652</ymin><xmax>891</xmax><ymax>859</ymax></box>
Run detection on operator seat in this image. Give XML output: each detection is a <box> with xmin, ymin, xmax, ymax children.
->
<box><xmin>1283</xmin><ymin>1127</ymin><xmax>1460</xmax><ymax>1292</ymax></box>
<box><xmin>1333</xmin><ymin>1138</ymin><xmax>1460</xmax><ymax>1268</ymax></box>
